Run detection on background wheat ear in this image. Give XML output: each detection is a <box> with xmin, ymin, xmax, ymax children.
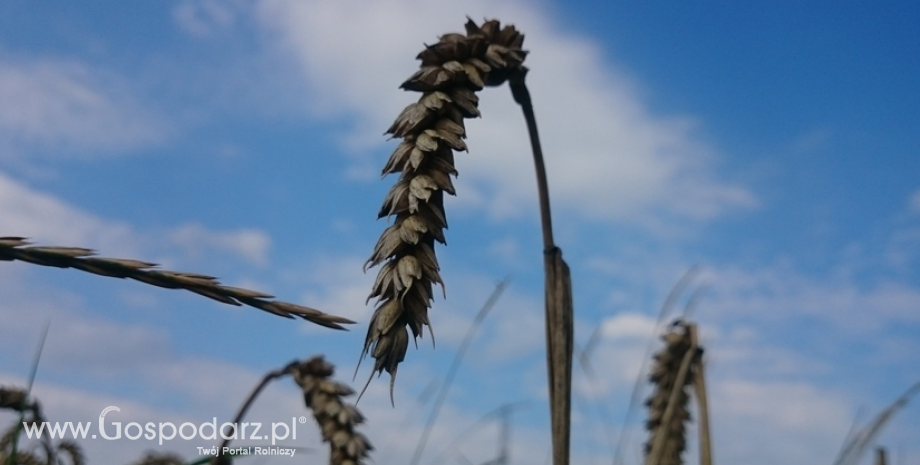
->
<box><xmin>644</xmin><ymin>320</ymin><xmax>702</xmax><ymax>465</ymax></box>
<box><xmin>359</xmin><ymin>18</ymin><xmax>527</xmax><ymax>401</ymax></box>
<box><xmin>213</xmin><ymin>357</ymin><xmax>371</xmax><ymax>465</ymax></box>
<box><xmin>291</xmin><ymin>357</ymin><xmax>372</xmax><ymax>465</ymax></box>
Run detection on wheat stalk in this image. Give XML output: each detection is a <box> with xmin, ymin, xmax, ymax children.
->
<box><xmin>360</xmin><ymin>18</ymin><xmax>527</xmax><ymax>401</ymax></box>
<box><xmin>0</xmin><ymin>237</ymin><xmax>354</xmax><ymax>330</ymax></box>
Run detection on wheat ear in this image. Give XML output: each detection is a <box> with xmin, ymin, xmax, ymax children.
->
<box><xmin>215</xmin><ymin>357</ymin><xmax>371</xmax><ymax>465</ymax></box>
<box><xmin>360</xmin><ymin>18</ymin><xmax>526</xmax><ymax>401</ymax></box>
<box><xmin>645</xmin><ymin>321</ymin><xmax>700</xmax><ymax>465</ymax></box>
<box><xmin>0</xmin><ymin>237</ymin><xmax>354</xmax><ymax>330</ymax></box>
<box><xmin>292</xmin><ymin>357</ymin><xmax>372</xmax><ymax>465</ymax></box>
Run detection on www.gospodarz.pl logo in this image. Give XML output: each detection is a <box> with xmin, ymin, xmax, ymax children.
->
<box><xmin>23</xmin><ymin>405</ymin><xmax>305</xmax><ymax>447</ymax></box>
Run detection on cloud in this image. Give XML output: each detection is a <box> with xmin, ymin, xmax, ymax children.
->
<box><xmin>911</xmin><ymin>188</ymin><xmax>920</xmax><ymax>214</ymax></box>
<box><xmin>172</xmin><ymin>0</ymin><xmax>245</xmax><ymax>37</ymax></box>
<box><xmin>255</xmin><ymin>0</ymin><xmax>755</xmax><ymax>225</ymax></box>
<box><xmin>0</xmin><ymin>53</ymin><xmax>167</xmax><ymax>159</ymax></box>
<box><xmin>600</xmin><ymin>312</ymin><xmax>657</xmax><ymax>340</ymax></box>
<box><xmin>166</xmin><ymin>224</ymin><xmax>271</xmax><ymax>267</ymax></box>
<box><xmin>0</xmin><ymin>171</ymin><xmax>271</xmax><ymax>265</ymax></box>
<box><xmin>0</xmin><ymin>170</ymin><xmax>140</xmax><ymax>255</ymax></box>
<box><xmin>711</xmin><ymin>379</ymin><xmax>853</xmax><ymax>464</ymax></box>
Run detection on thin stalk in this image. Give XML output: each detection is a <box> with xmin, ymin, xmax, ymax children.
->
<box><xmin>7</xmin><ymin>322</ymin><xmax>51</xmax><ymax>465</ymax></box>
<box><xmin>410</xmin><ymin>278</ymin><xmax>511</xmax><ymax>465</ymax></box>
<box><xmin>509</xmin><ymin>69</ymin><xmax>554</xmax><ymax>250</ymax></box>
<box><xmin>509</xmin><ymin>68</ymin><xmax>573</xmax><ymax>465</ymax></box>
<box><xmin>833</xmin><ymin>381</ymin><xmax>920</xmax><ymax>465</ymax></box>
<box><xmin>691</xmin><ymin>326</ymin><xmax>712</xmax><ymax>465</ymax></box>
<box><xmin>874</xmin><ymin>447</ymin><xmax>887</xmax><ymax>465</ymax></box>
<box><xmin>213</xmin><ymin>363</ymin><xmax>296</xmax><ymax>464</ymax></box>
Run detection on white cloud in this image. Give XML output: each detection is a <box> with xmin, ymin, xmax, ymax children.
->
<box><xmin>0</xmin><ymin>170</ymin><xmax>140</xmax><ymax>255</ymax></box>
<box><xmin>167</xmin><ymin>223</ymin><xmax>271</xmax><ymax>267</ymax></box>
<box><xmin>711</xmin><ymin>379</ymin><xmax>853</xmax><ymax>464</ymax></box>
<box><xmin>0</xmin><ymin>54</ymin><xmax>167</xmax><ymax>159</ymax></box>
<box><xmin>911</xmin><ymin>188</ymin><xmax>920</xmax><ymax>214</ymax></box>
<box><xmin>0</xmin><ymin>171</ymin><xmax>271</xmax><ymax>265</ymax></box>
<box><xmin>600</xmin><ymin>312</ymin><xmax>657</xmax><ymax>340</ymax></box>
<box><xmin>172</xmin><ymin>0</ymin><xmax>245</xmax><ymax>37</ymax></box>
<box><xmin>297</xmin><ymin>254</ymin><xmax>376</xmax><ymax>324</ymax></box>
<box><xmin>255</xmin><ymin>0</ymin><xmax>755</xmax><ymax>225</ymax></box>
<box><xmin>702</xmin><ymin>262</ymin><xmax>920</xmax><ymax>336</ymax></box>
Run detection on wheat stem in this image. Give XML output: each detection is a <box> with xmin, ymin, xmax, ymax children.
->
<box><xmin>692</xmin><ymin>336</ymin><xmax>712</xmax><ymax>465</ymax></box>
<box><xmin>509</xmin><ymin>67</ymin><xmax>575</xmax><ymax>465</ymax></box>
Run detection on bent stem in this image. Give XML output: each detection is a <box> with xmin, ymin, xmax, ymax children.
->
<box><xmin>509</xmin><ymin>68</ymin><xmax>573</xmax><ymax>465</ymax></box>
<box><xmin>213</xmin><ymin>363</ymin><xmax>294</xmax><ymax>464</ymax></box>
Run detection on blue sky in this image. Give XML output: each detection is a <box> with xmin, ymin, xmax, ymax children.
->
<box><xmin>1</xmin><ymin>1</ymin><xmax>919</xmax><ymax>464</ymax></box>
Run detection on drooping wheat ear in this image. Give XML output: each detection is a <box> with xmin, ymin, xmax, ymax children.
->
<box><xmin>0</xmin><ymin>237</ymin><xmax>354</xmax><ymax>330</ymax></box>
<box><xmin>360</xmin><ymin>18</ymin><xmax>526</xmax><ymax>401</ymax></box>
<box><xmin>291</xmin><ymin>357</ymin><xmax>373</xmax><ymax>465</ymax></box>
<box><xmin>644</xmin><ymin>321</ymin><xmax>701</xmax><ymax>465</ymax></box>
<box><xmin>214</xmin><ymin>357</ymin><xmax>371</xmax><ymax>465</ymax></box>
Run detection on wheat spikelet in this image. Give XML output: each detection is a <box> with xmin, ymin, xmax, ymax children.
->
<box><xmin>0</xmin><ymin>237</ymin><xmax>354</xmax><ymax>330</ymax></box>
<box><xmin>291</xmin><ymin>356</ymin><xmax>372</xmax><ymax>465</ymax></box>
<box><xmin>360</xmin><ymin>18</ymin><xmax>527</xmax><ymax>401</ymax></box>
<box><xmin>644</xmin><ymin>321</ymin><xmax>699</xmax><ymax>465</ymax></box>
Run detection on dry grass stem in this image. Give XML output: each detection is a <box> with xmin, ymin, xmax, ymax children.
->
<box><xmin>0</xmin><ymin>237</ymin><xmax>354</xmax><ymax>330</ymax></box>
<box><xmin>409</xmin><ymin>278</ymin><xmax>510</xmax><ymax>465</ymax></box>
<box><xmin>833</xmin><ymin>380</ymin><xmax>920</xmax><ymax>465</ymax></box>
<box><xmin>361</xmin><ymin>18</ymin><xmax>527</xmax><ymax>398</ymax></box>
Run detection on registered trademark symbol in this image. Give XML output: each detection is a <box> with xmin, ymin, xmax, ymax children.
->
<box><xmin>299</xmin><ymin>416</ymin><xmax>307</xmax><ymax>424</ymax></box>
